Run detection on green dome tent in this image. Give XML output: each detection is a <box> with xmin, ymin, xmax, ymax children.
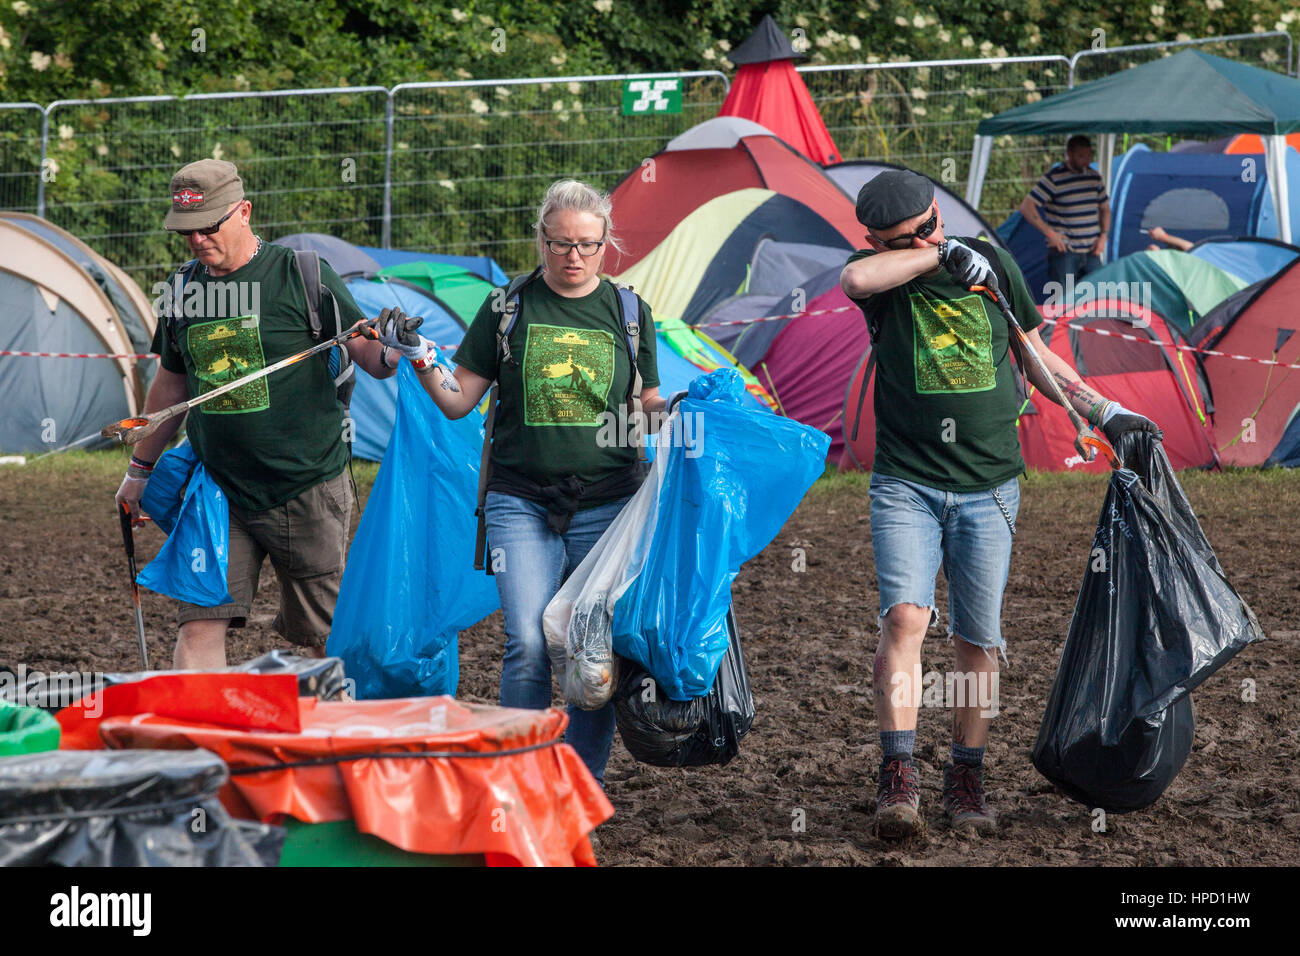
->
<box><xmin>967</xmin><ymin>50</ymin><xmax>1300</xmax><ymax>243</ymax></box>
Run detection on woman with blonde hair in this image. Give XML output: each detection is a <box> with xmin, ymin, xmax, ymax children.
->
<box><xmin>372</xmin><ymin>179</ymin><xmax>668</xmax><ymax>786</ymax></box>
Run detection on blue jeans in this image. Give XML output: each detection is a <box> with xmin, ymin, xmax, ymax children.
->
<box><xmin>868</xmin><ymin>473</ymin><xmax>1019</xmax><ymax>654</ymax></box>
<box><xmin>1046</xmin><ymin>249</ymin><xmax>1102</xmax><ymax>293</ymax></box>
<box><xmin>483</xmin><ymin>491</ymin><xmax>630</xmax><ymax>786</ymax></box>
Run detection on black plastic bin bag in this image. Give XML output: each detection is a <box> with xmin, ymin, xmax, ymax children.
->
<box><xmin>0</xmin><ymin>749</ymin><xmax>283</xmax><ymax>866</ymax></box>
<box><xmin>1032</xmin><ymin>432</ymin><xmax>1265</xmax><ymax>812</ymax></box>
<box><xmin>614</xmin><ymin>608</ymin><xmax>755</xmax><ymax>767</ymax></box>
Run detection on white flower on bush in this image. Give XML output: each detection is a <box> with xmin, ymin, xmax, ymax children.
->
<box><xmin>12</xmin><ymin>1</ymin><xmax>31</xmax><ymax>15</ymax></box>
<box><xmin>150</xmin><ymin>32</ymin><xmax>165</xmax><ymax>51</ymax></box>
<box><xmin>703</xmin><ymin>47</ymin><xmax>716</xmax><ymax>60</ymax></box>
<box><xmin>567</xmin><ymin>81</ymin><xmax>581</xmax><ymax>94</ymax></box>
<box><xmin>848</xmin><ymin>35</ymin><xmax>861</xmax><ymax>50</ymax></box>
<box><xmin>894</xmin><ymin>15</ymin><xmax>907</xmax><ymax>27</ymax></box>
<box><xmin>1205</xmin><ymin>0</ymin><xmax>1223</xmax><ymax>9</ymax></box>
<box><xmin>58</xmin><ymin>124</ymin><xmax>73</xmax><ymax>140</ymax></box>
<box><xmin>1260</xmin><ymin>49</ymin><xmax>1279</xmax><ymax>65</ymax></box>
<box><xmin>593</xmin><ymin>0</ymin><xmax>612</xmax><ymax>11</ymax></box>
<box><xmin>0</xmin><ymin>25</ymin><xmax>9</xmax><ymax>50</ymax></box>
<box><xmin>470</xmin><ymin>97</ymin><xmax>489</xmax><ymax>114</ymax></box>
<box><xmin>30</xmin><ymin>50</ymin><xmax>51</xmax><ymax>71</ymax></box>
<box><xmin>979</xmin><ymin>40</ymin><xmax>993</xmax><ymax>55</ymax></box>
<box><xmin>910</xmin><ymin>87</ymin><xmax>928</xmax><ymax>100</ymax></box>
<box><xmin>439</xmin><ymin>180</ymin><xmax>455</xmax><ymax>190</ymax></box>
<box><xmin>962</xmin><ymin>35</ymin><xmax>975</xmax><ymax>49</ymax></box>
<box><xmin>451</xmin><ymin>8</ymin><xmax>467</xmax><ymax>21</ymax></box>
<box><xmin>495</xmin><ymin>86</ymin><xmax>510</xmax><ymax>99</ymax></box>
<box><xmin>913</xmin><ymin>105</ymin><xmax>927</xmax><ymax>116</ymax></box>
<box><xmin>212</xmin><ymin>143</ymin><xmax>223</xmax><ymax>160</ymax></box>
<box><xmin>552</xmin><ymin>99</ymin><xmax>564</xmax><ymax>112</ymax></box>
<box><xmin>1150</xmin><ymin>3</ymin><xmax>1163</xmax><ymax>14</ymax></box>
<box><xmin>718</xmin><ymin>39</ymin><xmax>730</xmax><ymax>52</ymax></box>
<box><xmin>912</xmin><ymin>13</ymin><xmax>925</xmax><ymax>28</ymax></box>
<box><xmin>937</xmin><ymin>29</ymin><xmax>950</xmax><ymax>43</ymax></box>
<box><xmin>1023</xmin><ymin>79</ymin><xmax>1037</xmax><ymax>91</ymax></box>
<box><xmin>96</xmin><ymin>144</ymin><xmax>109</xmax><ymax>156</ymax></box>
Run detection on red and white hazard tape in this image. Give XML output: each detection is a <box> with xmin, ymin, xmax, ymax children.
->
<box><xmin>0</xmin><ymin>350</ymin><xmax>158</xmax><ymax>360</ymax></box>
<box><xmin>677</xmin><ymin>306</ymin><xmax>1300</xmax><ymax>371</ymax></box>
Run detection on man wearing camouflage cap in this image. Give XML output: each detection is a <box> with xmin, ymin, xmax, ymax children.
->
<box><xmin>114</xmin><ymin>159</ymin><xmax>404</xmax><ymax>669</ymax></box>
<box><xmin>839</xmin><ymin>168</ymin><xmax>1161</xmax><ymax>839</ymax></box>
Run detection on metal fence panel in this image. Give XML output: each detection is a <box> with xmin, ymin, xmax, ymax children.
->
<box><xmin>388</xmin><ymin>72</ymin><xmax>729</xmax><ymax>275</ymax></box>
<box><xmin>799</xmin><ymin>57</ymin><xmax>1072</xmax><ymax>226</ymax></box>
<box><xmin>42</xmin><ymin>88</ymin><xmax>389</xmax><ymax>285</ymax></box>
<box><xmin>0</xmin><ymin>103</ymin><xmax>46</xmax><ymax>215</ymax></box>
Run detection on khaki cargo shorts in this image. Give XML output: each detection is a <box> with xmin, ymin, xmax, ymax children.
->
<box><xmin>177</xmin><ymin>469</ymin><xmax>353</xmax><ymax>648</ymax></box>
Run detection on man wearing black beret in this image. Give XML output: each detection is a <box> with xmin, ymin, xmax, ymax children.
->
<box><xmin>840</xmin><ymin>168</ymin><xmax>1160</xmax><ymax>840</ymax></box>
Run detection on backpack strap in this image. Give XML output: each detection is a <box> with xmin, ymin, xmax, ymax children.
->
<box><xmin>475</xmin><ymin>266</ymin><xmax>543</xmax><ymax>573</ymax></box>
<box><xmin>166</xmin><ymin>258</ymin><xmax>200</xmax><ymax>342</ymax></box>
<box><xmin>965</xmin><ymin>237</ymin><xmax>1031</xmax><ymax>386</ymax></box>
<box><xmin>293</xmin><ymin>249</ymin><xmax>356</xmax><ymax>411</ymax></box>
<box><xmin>616</xmin><ymin>285</ymin><xmax>647</xmax><ymax>463</ymax></box>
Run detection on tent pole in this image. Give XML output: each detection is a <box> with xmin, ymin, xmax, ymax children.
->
<box><xmin>966</xmin><ymin>136</ymin><xmax>991</xmax><ymax>208</ymax></box>
<box><xmin>1264</xmin><ymin>135</ymin><xmax>1292</xmax><ymax>244</ymax></box>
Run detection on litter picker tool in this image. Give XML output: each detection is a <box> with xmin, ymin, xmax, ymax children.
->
<box><xmin>970</xmin><ymin>275</ymin><xmax>1120</xmax><ymax>469</ymax></box>
<box><xmin>118</xmin><ymin>502</ymin><xmax>151</xmax><ymax>670</ymax></box>
<box><xmin>100</xmin><ymin>317</ymin><xmax>381</xmax><ymax>446</ymax></box>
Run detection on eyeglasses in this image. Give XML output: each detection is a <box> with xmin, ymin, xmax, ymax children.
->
<box><xmin>868</xmin><ymin>204</ymin><xmax>939</xmax><ymax>251</ymax></box>
<box><xmin>544</xmin><ymin>238</ymin><xmax>605</xmax><ymax>257</ymax></box>
<box><xmin>176</xmin><ymin>204</ymin><xmax>242</xmax><ymax>238</ymax></box>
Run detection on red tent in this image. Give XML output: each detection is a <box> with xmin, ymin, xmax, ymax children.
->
<box><xmin>607</xmin><ymin>117</ymin><xmax>860</xmax><ymax>272</ymax></box>
<box><xmin>719</xmin><ymin>15</ymin><xmax>841</xmax><ymax>166</ymax></box>
<box><xmin>1191</xmin><ymin>259</ymin><xmax>1300</xmax><ymax>466</ymax></box>
<box><xmin>840</xmin><ymin>299</ymin><xmax>1219</xmax><ymax>473</ymax></box>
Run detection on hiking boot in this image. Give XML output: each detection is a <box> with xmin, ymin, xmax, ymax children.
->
<box><xmin>875</xmin><ymin>758</ymin><xmax>922</xmax><ymax>839</ymax></box>
<box><xmin>942</xmin><ymin>761</ymin><xmax>997</xmax><ymax>834</ymax></box>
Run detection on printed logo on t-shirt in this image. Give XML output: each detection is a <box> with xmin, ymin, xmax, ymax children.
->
<box><xmin>910</xmin><ymin>293</ymin><xmax>995</xmax><ymax>394</ymax></box>
<box><xmin>522</xmin><ymin>324</ymin><xmax>616</xmax><ymax>426</ymax></box>
<box><xmin>186</xmin><ymin>316</ymin><xmax>269</xmax><ymax>413</ymax></box>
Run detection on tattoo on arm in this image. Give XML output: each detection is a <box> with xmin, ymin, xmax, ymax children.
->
<box><xmin>437</xmin><ymin>367</ymin><xmax>461</xmax><ymax>392</ymax></box>
<box><xmin>1052</xmin><ymin>370</ymin><xmax>1103</xmax><ymax>415</ymax></box>
<box><xmin>874</xmin><ymin>654</ymin><xmax>888</xmax><ymax>701</ymax></box>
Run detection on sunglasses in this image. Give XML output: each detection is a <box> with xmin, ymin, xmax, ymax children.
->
<box><xmin>868</xmin><ymin>204</ymin><xmax>939</xmax><ymax>250</ymax></box>
<box><xmin>175</xmin><ymin>203</ymin><xmax>242</xmax><ymax>238</ymax></box>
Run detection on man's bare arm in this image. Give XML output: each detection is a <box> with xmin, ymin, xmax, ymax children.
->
<box><xmin>1021</xmin><ymin>326</ymin><xmax>1109</xmax><ymax>421</ymax></box>
<box><xmin>841</xmin><ymin>245</ymin><xmax>942</xmax><ymax>298</ymax></box>
<box><xmin>131</xmin><ymin>367</ymin><xmax>191</xmax><ymax>462</ymax></box>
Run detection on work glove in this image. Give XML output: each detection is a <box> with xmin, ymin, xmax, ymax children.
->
<box><xmin>375</xmin><ymin>307</ymin><xmax>427</xmax><ymax>360</ymax></box>
<box><xmin>115</xmin><ymin>474</ymin><xmax>150</xmax><ymax>528</ymax></box>
<box><xmin>1100</xmin><ymin>402</ymin><xmax>1163</xmax><ymax>446</ymax></box>
<box><xmin>939</xmin><ymin>238</ymin><xmax>996</xmax><ymax>290</ymax></box>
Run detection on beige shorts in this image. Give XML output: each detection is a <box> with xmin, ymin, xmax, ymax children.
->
<box><xmin>177</xmin><ymin>469</ymin><xmax>353</xmax><ymax>647</ymax></box>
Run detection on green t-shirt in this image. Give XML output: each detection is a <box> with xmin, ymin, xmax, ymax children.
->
<box><xmin>846</xmin><ymin>242</ymin><xmax>1041</xmax><ymax>492</ymax></box>
<box><xmin>151</xmin><ymin>242</ymin><xmax>365</xmax><ymax>511</ymax></box>
<box><xmin>454</xmin><ymin>277</ymin><xmax>660</xmax><ymax>489</ymax></box>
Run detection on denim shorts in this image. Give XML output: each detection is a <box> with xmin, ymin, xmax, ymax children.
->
<box><xmin>868</xmin><ymin>472</ymin><xmax>1020</xmax><ymax>653</ymax></box>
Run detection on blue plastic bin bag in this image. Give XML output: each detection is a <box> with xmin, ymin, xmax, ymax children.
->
<box><xmin>327</xmin><ymin>358</ymin><xmax>499</xmax><ymax>699</ymax></box>
<box><xmin>137</xmin><ymin>447</ymin><xmax>233</xmax><ymax>607</ymax></box>
<box><xmin>545</xmin><ymin>368</ymin><xmax>829</xmax><ymax>704</ymax></box>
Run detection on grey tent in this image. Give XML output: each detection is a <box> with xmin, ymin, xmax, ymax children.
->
<box><xmin>0</xmin><ymin>216</ymin><xmax>156</xmax><ymax>453</ymax></box>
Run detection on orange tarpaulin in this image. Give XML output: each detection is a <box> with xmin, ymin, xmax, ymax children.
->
<box><xmin>74</xmin><ymin>680</ymin><xmax>610</xmax><ymax>867</ymax></box>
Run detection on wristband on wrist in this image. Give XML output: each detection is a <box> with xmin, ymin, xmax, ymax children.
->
<box><xmin>1087</xmin><ymin>400</ymin><xmax>1113</xmax><ymax>427</ymax></box>
<box><xmin>937</xmin><ymin>239</ymin><xmax>949</xmax><ymax>264</ymax></box>
<box><xmin>125</xmin><ymin>464</ymin><xmax>152</xmax><ymax>481</ymax></box>
<box><xmin>129</xmin><ymin>454</ymin><xmax>155</xmax><ymax>470</ymax></box>
<box><xmin>412</xmin><ymin>343</ymin><xmax>438</xmax><ymax>373</ymax></box>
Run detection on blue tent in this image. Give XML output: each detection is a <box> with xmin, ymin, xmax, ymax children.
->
<box><xmin>1188</xmin><ymin>236</ymin><xmax>1300</xmax><ymax>285</ymax></box>
<box><xmin>1107</xmin><ymin>144</ymin><xmax>1300</xmax><ymax>260</ymax></box>
<box><xmin>345</xmin><ymin>277</ymin><xmax>472</xmax><ymax>461</ymax></box>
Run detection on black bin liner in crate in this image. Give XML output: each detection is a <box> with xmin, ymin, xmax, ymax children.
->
<box><xmin>0</xmin><ymin>749</ymin><xmax>283</xmax><ymax>866</ymax></box>
<box><xmin>613</xmin><ymin>608</ymin><xmax>755</xmax><ymax>767</ymax></box>
<box><xmin>1</xmin><ymin>650</ymin><xmax>348</xmax><ymax>713</ymax></box>
<box><xmin>1032</xmin><ymin>432</ymin><xmax>1265</xmax><ymax>813</ymax></box>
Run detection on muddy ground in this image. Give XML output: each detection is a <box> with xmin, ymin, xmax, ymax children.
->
<box><xmin>2</xmin><ymin>459</ymin><xmax>1297</xmax><ymax>866</ymax></box>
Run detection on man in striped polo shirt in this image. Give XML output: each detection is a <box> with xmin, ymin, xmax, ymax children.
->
<box><xmin>1019</xmin><ymin>135</ymin><xmax>1110</xmax><ymax>295</ymax></box>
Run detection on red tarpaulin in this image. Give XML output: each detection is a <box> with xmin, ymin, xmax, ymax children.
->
<box><xmin>59</xmin><ymin>675</ymin><xmax>611</xmax><ymax>867</ymax></box>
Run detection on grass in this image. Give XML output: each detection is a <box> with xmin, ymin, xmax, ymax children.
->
<box><xmin>7</xmin><ymin>449</ymin><xmax>1299</xmax><ymax>506</ymax></box>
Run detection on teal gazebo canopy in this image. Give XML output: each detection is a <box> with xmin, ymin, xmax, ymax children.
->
<box><xmin>967</xmin><ymin>50</ymin><xmax>1299</xmax><ymax>241</ymax></box>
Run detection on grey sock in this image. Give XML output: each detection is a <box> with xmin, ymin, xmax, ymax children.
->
<box><xmin>952</xmin><ymin>742</ymin><xmax>985</xmax><ymax>767</ymax></box>
<box><xmin>880</xmin><ymin>729</ymin><xmax>916</xmax><ymax>763</ymax></box>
